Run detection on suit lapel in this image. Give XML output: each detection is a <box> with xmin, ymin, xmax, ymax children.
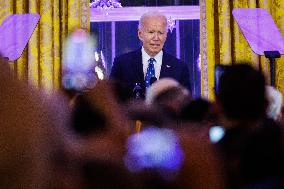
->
<box><xmin>160</xmin><ymin>51</ymin><xmax>173</xmax><ymax>78</ymax></box>
<box><xmin>131</xmin><ymin>49</ymin><xmax>144</xmax><ymax>82</ymax></box>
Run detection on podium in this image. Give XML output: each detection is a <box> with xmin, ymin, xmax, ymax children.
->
<box><xmin>232</xmin><ymin>8</ymin><xmax>284</xmax><ymax>86</ymax></box>
<box><xmin>0</xmin><ymin>14</ymin><xmax>40</xmax><ymax>61</ymax></box>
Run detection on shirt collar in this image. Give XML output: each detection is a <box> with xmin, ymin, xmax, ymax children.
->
<box><xmin>141</xmin><ymin>47</ymin><xmax>163</xmax><ymax>79</ymax></box>
<box><xmin>141</xmin><ymin>47</ymin><xmax>163</xmax><ymax>61</ymax></box>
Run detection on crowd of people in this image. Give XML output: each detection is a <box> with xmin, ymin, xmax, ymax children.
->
<box><xmin>2</xmin><ymin>54</ymin><xmax>284</xmax><ymax>189</ymax></box>
<box><xmin>1</xmin><ymin>11</ymin><xmax>284</xmax><ymax>189</ymax></box>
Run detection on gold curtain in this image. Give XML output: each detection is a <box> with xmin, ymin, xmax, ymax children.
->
<box><xmin>0</xmin><ymin>0</ymin><xmax>89</xmax><ymax>92</ymax></box>
<box><xmin>201</xmin><ymin>0</ymin><xmax>284</xmax><ymax>100</ymax></box>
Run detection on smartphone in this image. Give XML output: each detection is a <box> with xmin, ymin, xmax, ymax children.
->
<box><xmin>62</xmin><ymin>29</ymin><xmax>97</xmax><ymax>91</ymax></box>
<box><xmin>124</xmin><ymin>126</ymin><xmax>184</xmax><ymax>176</ymax></box>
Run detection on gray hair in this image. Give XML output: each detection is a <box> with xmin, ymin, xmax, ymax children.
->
<box><xmin>266</xmin><ymin>85</ymin><xmax>283</xmax><ymax>120</ymax></box>
<box><xmin>138</xmin><ymin>11</ymin><xmax>168</xmax><ymax>29</ymax></box>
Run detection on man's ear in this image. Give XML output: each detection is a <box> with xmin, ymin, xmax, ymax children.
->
<box><xmin>138</xmin><ymin>29</ymin><xmax>143</xmax><ymax>41</ymax></box>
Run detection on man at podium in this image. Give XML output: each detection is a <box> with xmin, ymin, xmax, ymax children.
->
<box><xmin>109</xmin><ymin>11</ymin><xmax>190</xmax><ymax>98</ymax></box>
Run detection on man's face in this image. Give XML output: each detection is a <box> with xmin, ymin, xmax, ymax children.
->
<box><xmin>138</xmin><ymin>16</ymin><xmax>168</xmax><ymax>57</ymax></box>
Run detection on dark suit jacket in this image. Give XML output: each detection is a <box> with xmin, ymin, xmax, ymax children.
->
<box><xmin>109</xmin><ymin>48</ymin><xmax>190</xmax><ymax>97</ymax></box>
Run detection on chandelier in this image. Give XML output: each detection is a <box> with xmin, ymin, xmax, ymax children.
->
<box><xmin>167</xmin><ymin>17</ymin><xmax>176</xmax><ymax>33</ymax></box>
<box><xmin>90</xmin><ymin>0</ymin><xmax>122</xmax><ymax>10</ymax></box>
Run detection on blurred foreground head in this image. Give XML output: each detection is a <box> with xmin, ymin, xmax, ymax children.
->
<box><xmin>216</xmin><ymin>63</ymin><xmax>267</xmax><ymax>122</ymax></box>
<box><xmin>146</xmin><ymin>78</ymin><xmax>190</xmax><ymax>114</ymax></box>
<box><xmin>0</xmin><ymin>55</ymin><xmax>71</xmax><ymax>188</ymax></box>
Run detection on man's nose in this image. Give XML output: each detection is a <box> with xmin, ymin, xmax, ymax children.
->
<box><xmin>153</xmin><ymin>33</ymin><xmax>159</xmax><ymax>40</ymax></box>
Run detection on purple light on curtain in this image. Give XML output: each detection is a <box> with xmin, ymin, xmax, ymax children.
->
<box><xmin>111</xmin><ymin>21</ymin><xmax>115</xmax><ymax>63</ymax></box>
<box><xmin>176</xmin><ymin>20</ymin><xmax>180</xmax><ymax>59</ymax></box>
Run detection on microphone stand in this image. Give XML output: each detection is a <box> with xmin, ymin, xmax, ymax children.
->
<box><xmin>133</xmin><ymin>83</ymin><xmax>142</xmax><ymax>99</ymax></box>
<box><xmin>264</xmin><ymin>51</ymin><xmax>281</xmax><ymax>87</ymax></box>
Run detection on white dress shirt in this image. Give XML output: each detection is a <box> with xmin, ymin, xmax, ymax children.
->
<box><xmin>141</xmin><ymin>47</ymin><xmax>163</xmax><ymax>79</ymax></box>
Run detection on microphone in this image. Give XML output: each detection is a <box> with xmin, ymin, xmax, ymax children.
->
<box><xmin>150</xmin><ymin>76</ymin><xmax>157</xmax><ymax>86</ymax></box>
<box><xmin>133</xmin><ymin>82</ymin><xmax>142</xmax><ymax>99</ymax></box>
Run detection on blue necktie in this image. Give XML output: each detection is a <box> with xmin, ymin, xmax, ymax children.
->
<box><xmin>145</xmin><ymin>58</ymin><xmax>156</xmax><ymax>88</ymax></box>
